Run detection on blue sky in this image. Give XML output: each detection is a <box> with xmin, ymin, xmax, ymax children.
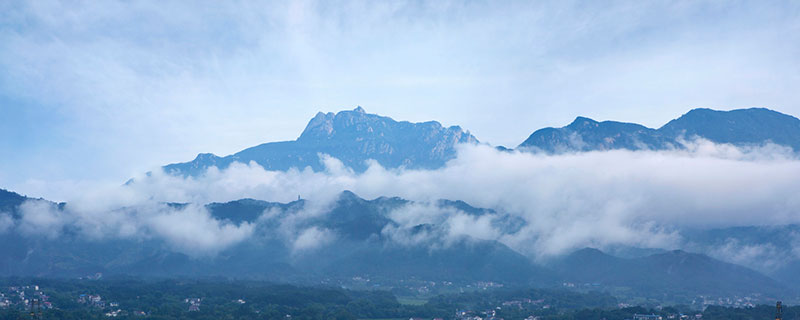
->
<box><xmin>1</xmin><ymin>1</ymin><xmax>799</xmax><ymax>199</ymax></box>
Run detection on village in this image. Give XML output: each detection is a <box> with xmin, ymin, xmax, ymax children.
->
<box><xmin>0</xmin><ymin>280</ymin><xmax>783</xmax><ymax>319</ymax></box>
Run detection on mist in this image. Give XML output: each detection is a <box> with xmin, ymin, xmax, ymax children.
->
<box><xmin>6</xmin><ymin>140</ymin><xmax>800</xmax><ymax>266</ymax></box>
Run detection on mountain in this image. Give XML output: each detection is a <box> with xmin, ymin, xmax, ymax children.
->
<box><xmin>679</xmin><ymin>224</ymin><xmax>800</xmax><ymax>287</ymax></box>
<box><xmin>164</xmin><ymin>107</ymin><xmax>800</xmax><ymax>175</ymax></box>
<box><xmin>0</xmin><ymin>189</ymin><xmax>550</xmax><ymax>284</ymax></box>
<box><xmin>553</xmin><ymin>248</ymin><xmax>787</xmax><ymax>297</ymax></box>
<box><xmin>0</xmin><ymin>189</ymin><xmax>26</xmax><ymax>218</ymax></box>
<box><xmin>519</xmin><ymin>107</ymin><xmax>800</xmax><ymax>152</ymax></box>
<box><xmin>164</xmin><ymin>107</ymin><xmax>478</xmax><ymax>176</ymax></box>
<box><xmin>208</xmin><ymin>191</ymin><xmax>553</xmax><ymax>283</ymax></box>
<box><xmin>2</xmin><ymin>187</ymin><xmax>794</xmax><ymax>297</ymax></box>
<box><xmin>0</xmin><ymin>188</ymin><xmax>64</xmax><ymax>218</ymax></box>
<box><xmin>0</xmin><ymin>189</ymin><xmax>72</xmax><ymax>275</ymax></box>
<box><xmin>518</xmin><ymin>117</ymin><xmax>676</xmax><ymax>152</ymax></box>
<box><xmin>659</xmin><ymin>108</ymin><xmax>800</xmax><ymax>150</ymax></box>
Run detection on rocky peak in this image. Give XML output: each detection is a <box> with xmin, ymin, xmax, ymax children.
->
<box><xmin>299</xmin><ymin>112</ymin><xmax>336</xmax><ymax>141</ymax></box>
<box><xmin>193</xmin><ymin>153</ymin><xmax>220</xmax><ymax>161</ymax></box>
<box><xmin>165</xmin><ymin>106</ymin><xmax>478</xmax><ymax>175</ymax></box>
<box><xmin>566</xmin><ymin>116</ymin><xmax>600</xmax><ymax>130</ymax></box>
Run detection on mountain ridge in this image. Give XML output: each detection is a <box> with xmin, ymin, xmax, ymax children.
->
<box><xmin>163</xmin><ymin>107</ymin><xmax>800</xmax><ymax>178</ymax></box>
<box><xmin>164</xmin><ymin>107</ymin><xmax>478</xmax><ymax>176</ymax></box>
<box><xmin>519</xmin><ymin>107</ymin><xmax>800</xmax><ymax>152</ymax></box>
<box><xmin>553</xmin><ymin>247</ymin><xmax>788</xmax><ymax>298</ymax></box>
<box><xmin>0</xmin><ymin>188</ymin><xmax>549</xmax><ymax>284</ymax></box>
<box><xmin>0</xmin><ymin>187</ymin><xmax>793</xmax><ymax>298</ymax></box>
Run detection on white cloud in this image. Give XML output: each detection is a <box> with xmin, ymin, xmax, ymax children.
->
<box><xmin>292</xmin><ymin>226</ymin><xmax>335</xmax><ymax>252</ymax></box>
<box><xmin>13</xmin><ymin>199</ymin><xmax>254</xmax><ymax>257</ymax></box>
<box><xmin>445</xmin><ymin>213</ymin><xmax>500</xmax><ymax>243</ymax></box>
<box><xmin>706</xmin><ymin>240</ymin><xmax>785</xmax><ymax>273</ymax></box>
<box><xmin>9</xmin><ymin>140</ymin><xmax>800</xmax><ymax>264</ymax></box>
<box><xmin>145</xmin><ymin>204</ymin><xmax>254</xmax><ymax>257</ymax></box>
<box><xmin>17</xmin><ymin>200</ymin><xmax>67</xmax><ymax>239</ymax></box>
<box><xmin>0</xmin><ymin>212</ymin><xmax>13</xmax><ymax>233</ymax></box>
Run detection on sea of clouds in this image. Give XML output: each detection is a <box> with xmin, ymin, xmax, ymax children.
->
<box><xmin>4</xmin><ymin>140</ymin><xmax>800</xmax><ymax>272</ymax></box>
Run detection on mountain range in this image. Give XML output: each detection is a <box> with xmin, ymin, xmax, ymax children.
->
<box><xmin>164</xmin><ymin>106</ymin><xmax>477</xmax><ymax>176</ymax></box>
<box><xmin>4</xmin><ymin>106</ymin><xmax>800</xmax><ymax>302</ymax></box>
<box><xmin>518</xmin><ymin>107</ymin><xmax>800</xmax><ymax>153</ymax></box>
<box><xmin>164</xmin><ymin>106</ymin><xmax>800</xmax><ymax>177</ymax></box>
<box><xmin>552</xmin><ymin>248</ymin><xmax>786</xmax><ymax>298</ymax></box>
<box><xmin>0</xmin><ymin>188</ymin><xmax>795</xmax><ymax>300</ymax></box>
<box><xmin>0</xmin><ymin>188</ymin><xmax>548</xmax><ymax>283</ymax></box>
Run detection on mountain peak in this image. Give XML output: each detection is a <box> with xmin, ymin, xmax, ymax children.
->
<box><xmin>569</xmin><ymin>116</ymin><xmax>599</xmax><ymax>127</ymax></box>
<box><xmin>520</xmin><ymin>107</ymin><xmax>800</xmax><ymax>153</ymax></box>
<box><xmin>568</xmin><ymin>247</ymin><xmax>612</xmax><ymax>259</ymax></box>
<box><xmin>668</xmin><ymin>107</ymin><xmax>793</xmax><ymax>124</ymax></box>
<box><xmin>519</xmin><ymin>116</ymin><xmax>669</xmax><ymax>152</ymax></box>
<box><xmin>659</xmin><ymin>107</ymin><xmax>800</xmax><ymax>150</ymax></box>
<box><xmin>164</xmin><ymin>107</ymin><xmax>478</xmax><ymax>176</ymax></box>
<box><xmin>297</xmin><ymin>107</ymin><xmax>391</xmax><ymax>142</ymax></box>
<box><xmin>337</xmin><ymin>190</ymin><xmax>362</xmax><ymax>202</ymax></box>
<box><xmin>194</xmin><ymin>153</ymin><xmax>220</xmax><ymax>161</ymax></box>
<box><xmin>0</xmin><ymin>188</ymin><xmax>27</xmax><ymax>212</ymax></box>
<box><xmin>300</xmin><ymin>111</ymin><xmax>336</xmax><ymax>140</ymax></box>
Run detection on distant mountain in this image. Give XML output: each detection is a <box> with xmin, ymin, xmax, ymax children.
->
<box><xmin>659</xmin><ymin>108</ymin><xmax>800</xmax><ymax>150</ymax></box>
<box><xmin>0</xmin><ymin>189</ymin><xmax>70</xmax><ymax>275</ymax></box>
<box><xmin>518</xmin><ymin>117</ymin><xmax>676</xmax><ymax>152</ymax></box>
<box><xmin>0</xmin><ymin>189</ymin><xmax>65</xmax><ymax>218</ymax></box>
<box><xmin>209</xmin><ymin>191</ymin><xmax>553</xmax><ymax>283</ymax></box>
<box><xmin>680</xmin><ymin>224</ymin><xmax>800</xmax><ymax>287</ymax></box>
<box><xmin>519</xmin><ymin>108</ymin><xmax>800</xmax><ymax>152</ymax></box>
<box><xmin>164</xmin><ymin>107</ymin><xmax>478</xmax><ymax>176</ymax></box>
<box><xmin>553</xmin><ymin>248</ymin><xmax>788</xmax><ymax>297</ymax></box>
<box><xmin>0</xmin><ymin>189</ymin><xmax>26</xmax><ymax>218</ymax></box>
<box><xmin>2</xmin><ymin>186</ymin><xmax>796</xmax><ymax>297</ymax></box>
<box><xmin>163</xmin><ymin>107</ymin><xmax>800</xmax><ymax>175</ymax></box>
<box><xmin>0</xmin><ymin>189</ymin><xmax>551</xmax><ymax>284</ymax></box>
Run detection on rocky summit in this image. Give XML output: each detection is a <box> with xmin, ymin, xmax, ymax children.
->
<box><xmin>164</xmin><ymin>107</ymin><xmax>477</xmax><ymax>176</ymax></box>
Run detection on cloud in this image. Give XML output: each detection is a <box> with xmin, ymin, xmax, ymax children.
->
<box><xmin>8</xmin><ymin>140</ymin><xmax>800</xmax><ymax>265</ymax></box>
<box><xmin>292</xmin><ymin>226</ymin><xmax>335</xmax><ymax>252</ymax></box>
<box><xmin>146</xmin><ymin>204</ymin><xmax>255</xmax><ymax>256</ymax></box>
<box><xmin>0</xmin><ymin>212</ymin><xmax>13</xmax><ymax>234</ymax></box>
<box><xmin>17</xmin><ymin>200</ymin><xmax>67</xmax><ymax>239</ymax></box>
<box><xmin>706</xmin><ymin>240</ymin><xmax>786</xmax><ymax>273</ymax></box>
<box><xmin>13</xmin><ymin>199</ymin><xmax>254</xmax><ymax>257</ymax></box>
<box><xmin>380</xmin><ymin>203</ymin><xmax>503</xmax><ymax>249</ymax></box>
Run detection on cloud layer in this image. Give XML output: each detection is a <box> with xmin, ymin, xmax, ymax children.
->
<box><xmin>5</xmin><ymin>140</ymin><xmax>800</xmax><ymax>267</ymax></box>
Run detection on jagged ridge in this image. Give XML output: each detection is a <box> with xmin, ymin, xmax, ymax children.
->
<box><xmin>164</xmin><ymin>107</ymin><xmax>477</xmax><ymax>176</ymax></box>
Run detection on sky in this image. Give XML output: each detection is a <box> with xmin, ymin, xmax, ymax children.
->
<box><xmin>1</xmin><ymin>1</ymin><xmax>800</xmax><ymax>198</ymax></box>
